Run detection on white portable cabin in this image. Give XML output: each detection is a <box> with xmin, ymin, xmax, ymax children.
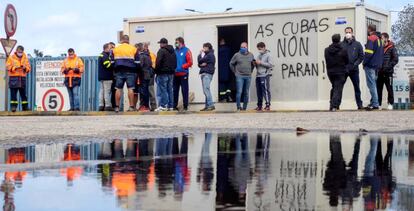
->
<box><xmin>123</xmin><ymin>3</ymin><xmax>390</xmax><ymax>110</ymax></box>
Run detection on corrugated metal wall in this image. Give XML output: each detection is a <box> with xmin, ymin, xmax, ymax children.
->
<box><xmin>0</xmin><ymin>57</ymin><xmax>6</xmax><ymax>111</ymax></box>
<box><xmin>7</xmin><ymin>56</ymin><xmax>99</xmax><ymax>111</ymax></box>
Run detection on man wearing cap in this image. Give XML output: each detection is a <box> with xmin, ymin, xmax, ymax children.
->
<box><xmin>154</xmin><ymin>38</ymin><xmax>177</xmax><ymax>111</ymax></box>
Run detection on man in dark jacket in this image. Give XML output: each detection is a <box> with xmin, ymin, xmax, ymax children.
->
<box><xmin>325</xmin><ymin>34</ymin><xmax>349</xmax><ymax>111</ymax></box>
<box><xmin>98</xmin><ymin>43</ymin><xmax>114</xmax><ymax>111</ymax></box>
<box><xmin>155</xmin><ymin>38</ymin><xmax>177</xmax><ymax>111</ymax></box>
<box><xmin>198</xmin><ymin>42</ymin><xmax>216</xmax><ymax>111</ymax></box>
<box><xmin>341</xmin><ymin>27</ymin><xmax>364</xmax><ymax>109</ymax></box>
<box><xmin>135</xmin><ymin>43</ymin><xmax>153</xmax><ymax>112</ymax></box>
<box><xmin>363</xmin><ymin>25</ymin><xmax>384</xmax><ymax>110</ymax></box>
<box><xmin>377</xmin><ymin>32</ymin><xmax>399</xmax><ymax>110</ymax></box>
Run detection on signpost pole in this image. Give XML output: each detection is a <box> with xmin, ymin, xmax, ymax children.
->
<box><xmin>2</xmin><ymin>4</ymin><xmax>18</xmax><ymax>111</ymax></box>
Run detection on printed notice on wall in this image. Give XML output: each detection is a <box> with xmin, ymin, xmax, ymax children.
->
<box><xmin>394</xmin><ymin>57</ymin><xmax>413</xmax><ymax>105</ymax></box>
<box><xmin>35</xmin><ymin>60</ymin><xmax>70</xmax><ymax>111</ymax></box>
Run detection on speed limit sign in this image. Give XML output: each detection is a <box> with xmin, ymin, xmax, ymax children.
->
<box><xmin>42</xmin><ymin>89</ymin><xmax>65</xmax><ymax>111</ymax></box>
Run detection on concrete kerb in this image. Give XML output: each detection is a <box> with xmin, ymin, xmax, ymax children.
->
<box><xmin>0</xmin><ymin>109</ymin><xmax>412</xmax><ymax>116</ymax></box>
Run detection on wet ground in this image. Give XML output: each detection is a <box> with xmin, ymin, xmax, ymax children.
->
<box><xmin>0</xmin><ymin>132</ymin><xmax>413</xmax><ymax>211</ymax></box>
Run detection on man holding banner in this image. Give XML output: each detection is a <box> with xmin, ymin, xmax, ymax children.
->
<box><xmin>61</xmin><ymin>48</ymin><xmax>84</xmax><ymax>111</ymax></box>
<box><xmin>6</xmin><ymin>45</ymin><xmax>31</xmax><ymax>112</ymax></box>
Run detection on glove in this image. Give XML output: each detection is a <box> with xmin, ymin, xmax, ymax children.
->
<box><xmin>74</xmin><ymin>68</ymin><xmax>80</xmax><ymax>74</ymax></box>
<box><xmin>63</xmin><ymin>69</ymin><xmax>69</xmax><ymax>75</ymax></box>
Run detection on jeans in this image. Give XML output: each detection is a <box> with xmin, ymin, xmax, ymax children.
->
<box><xmin>173</xmin><ymin>75</ymin><xmax>189</xmax><ymax>109</ymax></box>
<box><xmin>114</xmin><ymin>72</ymin><xmax>137</xmax><ymax>89</ymax></box>
<box><xmin>99</xmin><ymin>80</ymin><xmax>112</xmax><ymax>108</ymax></box>
<box><xmin>201</xmin><ymin>74</ymin><xmax>214</xmax><ymax>108</ymax></box>
<box><xmin>67</xmin><ymin>85</ymin><xmax>81</xmax><ymax>110</ymax></box>
<box><xmin>377</xmin><ymin>72</ymin><xmax>394</xmax><ymax>106</ymax></box>
<box><xmin>347</xmin><ymin>71</ymin><xmax>363</xmax><ymax>108</ymax></box>
<box><xmin>236</xmin><ymin>75</ymin><xmax>252</xmax><ymax>110</ymax></box>
<box><xmin>328</xmin><ymin>74</ymin><xmax>347</xmax><ymax>109</ymax></box>
<box><xmin>139</xmin><ymin>79</ymin><xmax>150</xmax><ymax>107</ymax></box>
<box><xmin>156</xmin><ymin>74</ymin><xmax>174</xmax><ymax>108</ymax></box>
<box><xmin>364</xmin><ymin>67</ymin><xmax>379</xmax><ymax>107</ymax></box>
<box><xmin>256</xmin><ymin>76</ymin><xmax>271</xmax><ymax>107</ymax></box>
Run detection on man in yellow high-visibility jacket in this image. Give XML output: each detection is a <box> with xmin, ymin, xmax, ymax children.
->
<box><xmin>6</xmin><ymin>45</ymin><xmax>31</xmax><ymax>112</ymax></box>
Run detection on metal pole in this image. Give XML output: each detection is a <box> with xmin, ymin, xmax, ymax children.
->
<box><xmin>4</xmin><ymin>37</ymin><xmax>9</xmax><ymax>111</ymax></box>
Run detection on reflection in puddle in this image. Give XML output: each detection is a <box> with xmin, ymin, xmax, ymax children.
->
<box><xmin>0</xmin><ymin>133</ymin><xmax>413</xmax><ymax>211</ymax></box>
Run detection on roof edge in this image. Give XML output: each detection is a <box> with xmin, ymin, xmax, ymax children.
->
<box><xmin>125</xmin><ymin>2</ymin><xmax>367</xmax><ymax>23</ymax></box>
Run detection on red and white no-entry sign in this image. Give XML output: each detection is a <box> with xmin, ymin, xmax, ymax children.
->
<box><xmin>4</xmin><ymin>4</ymin><xmax>17</xmax><ymax>38</ymax></box>
<box><xmin>42</xmin><ymin>89</ymin><xmax>65</xmax><ymax>111</ymax></box>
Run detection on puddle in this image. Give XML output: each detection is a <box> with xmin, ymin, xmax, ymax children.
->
<box><xmin>0</xmin><ymin>133</ymin><xmax>413</xmax><ymax>211</ymax></box>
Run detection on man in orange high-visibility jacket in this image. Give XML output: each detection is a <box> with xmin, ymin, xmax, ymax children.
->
<box><xmin>111</xmin><ymin>35</ymin><xmax>140</xmax><ymax>113</ymax></box>
<box><xmin>61</xmin><ymin>48</ymin><xmax>84</xmax><ymax>111</ymax></box>
<box><xmin>6</xmin><ymin>45</ymin><xmax>31</xmax><ymax>112</ymax></box>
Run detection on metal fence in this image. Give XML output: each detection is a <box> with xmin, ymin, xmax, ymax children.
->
<box><xmin>7</xmin><ymin>56</ymin><xmax>100</xmax><ymax>111</ymax></box>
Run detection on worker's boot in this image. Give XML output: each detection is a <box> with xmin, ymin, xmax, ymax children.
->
<box><xmin>11</xmin><ymin>105</ymin><xmax>17</xmax><ymax>112</ymax></box>
<box><xmin>22</xmin><ymin>104</ymin><xmax>29</xmax><ymax>111</ymax></box>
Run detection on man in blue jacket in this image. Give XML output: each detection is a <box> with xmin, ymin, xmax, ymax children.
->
<box><xmin>363</xmin><ymin>25</ymin><xmax>384</xmax><ymax>110</ymax></box>
<box><xmin>174</xmin><ymin>37</ymin><xmax>193</xmax><ymax>111</ymax></box>
<box><xmin>98</xmin><ymin>43</ymin><xmax>114</xmax><ymax>111</ymax></box>
<box><xmin>341</xmin><ymin>27</ymin><xmax>364</xmax><ymax>110</ymax></box>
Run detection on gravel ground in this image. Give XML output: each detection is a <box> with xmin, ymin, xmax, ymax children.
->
<box><xmin>0</xmin><ymin>111</ymin><xmax>413</xmax><ymax>144</ymax></box>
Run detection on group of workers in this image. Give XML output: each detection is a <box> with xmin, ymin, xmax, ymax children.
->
<box><xmin>325</xmin><ymin>25</ymin><xmax>399</xmax><ymax>111</ymax></box>
<box><xmin>5</xmin><ymin>24</ymin><xmax>398</xmax><ymax>113</ymax></box>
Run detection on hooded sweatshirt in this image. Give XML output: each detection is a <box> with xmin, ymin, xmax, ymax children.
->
<box><xmin>229</xmin><ymin>52</ymin><xmax>255</xmax><ymax>76</ymax></box>
<box><xmin>255</xmin><ymin>50</ymin><xmax>274</xmax><ymax>77</ymax></box>
<box><xmin>380</xmin><ymin>41</ymin><xmax>399</xmax><ymax>75</ymax></box>
<box><xmin>324</xmin><ymin>43</ymin><xmax>349</xmax><ymax>75</ymax></box>
<box><xmin>155</xmin><ymin>45</ymin><xmax>177</xmax><ymax>75</ymax></box>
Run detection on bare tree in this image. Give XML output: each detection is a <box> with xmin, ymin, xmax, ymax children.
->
<box><xmin>392</xmin><ymin>4</ymin><xmax>414</xmax><ymax>55</ymax></box>
<box><xmin>33</xmin><ymin>49</ymin><xmax>44</xmax><ymax>58</ymax></box>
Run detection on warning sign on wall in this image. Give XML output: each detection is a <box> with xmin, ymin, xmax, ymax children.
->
<box><xmin>394</xmin><ymin>57</ymin><xmax>413</xmax><ymax>107</ymax></box>
<box><xmin>35</xmin><ymin>60</ymin><xmax>70</xmax><ymax>111</ymax></box>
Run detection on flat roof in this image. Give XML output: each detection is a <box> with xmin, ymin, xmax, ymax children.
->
<box><xmin>125</xmin><ymin>3</ymin><xmax>389</xmax><ymax>23</ymax></box>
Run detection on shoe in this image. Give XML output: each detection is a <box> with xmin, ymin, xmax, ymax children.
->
<box><xmin>115</xmin><ymin>107</ymin><xmax>120</xmax><ymax>113</ymax></box>
<box><xmin>183</xmin><ymin>107</ymin><xmax>188</xmax><ymax>112</ymax></box>
<box><xmin>236</xmin><ymin>107</ymin><xmax>242</xmax><ymax>112</ymax></box>
<box><xmin>127</xmin><ymin>106</ymin><xmax>136</xmax><ymax>112</ymax></box>
<box><xmin>74</xmin><ymin>108</ymin><xmax>81</xmax><ymax>111</ymax></box>
<box><xmin>255</xmin><ymin>107</ymin><xmax>263</xmax><ymax>111</ymax></box>
<box><xmin>205</xmin><ymin>106</ymin><xmax>215</xmax><ymax>111</ymax></box>
<box><xmin>22</xmin><ymin>105</ymin><xmax>29</xmax><ymax>111</ymax></box>
<box><xmin>330</xmin><ymin>108</ymin><xmax>337</xmax><ymax>112</ymax></box>
<box><xmin>99</xmin><ymin>106</ymin><xmax>105</xmax><ymax>111</ymax></box>
<box><xmin>168</xmin><ymin>108</ymin><xmax>174</xmax><ymax>111</ymax></box>
<box><xmin>104</xmin><ymin>107</ymin><xmax>114</xmax><ymax>111</ymax></box>
<box><xmin>155</xmin><ymin>107</ymin><xmax>167</xmax><ymax>112</ymax></box>
<box><xmin>357</xmin><ymin>106</ymin><xmax>364</xmax><ymax>110</ymax></box>
<box><xmin>365</xmin><ymin>106</ymin><xmax>379</xmax><ymax>111</ymax></box>
<box><xmin>387</xmin><ymin>104</ymin><xmax>393</xmax><ymax>110</ymax></box>
<box><xmin>138</xmin><ymin>106</ymin><xmax>150</xmax><ymax>112</ymax></box>
<box><xmin>264</xmin><ymin>106</ymin><xmax>271</xmax><ymax>111</ymax></box>
<box><xmin>200</xmin><ymin>107</ymin><xmax>207</xmax><ymax>111</ymax></box>
<box><xmin>11</xmin><ymin>106</ymin><xmax>17</xmax><ymax>112</ymax></box>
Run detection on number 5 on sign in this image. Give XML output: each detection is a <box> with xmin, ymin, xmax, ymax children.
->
<box><xmin>42</xmin><ymin>89</ymin><xmax>65</xmax><ymax>111</ymax></box>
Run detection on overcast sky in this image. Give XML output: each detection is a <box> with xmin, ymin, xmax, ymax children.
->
<box><xmin>0</xmin><ymin>0</ymin><xmax>411</xmax><ymax>56</ymax></box>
